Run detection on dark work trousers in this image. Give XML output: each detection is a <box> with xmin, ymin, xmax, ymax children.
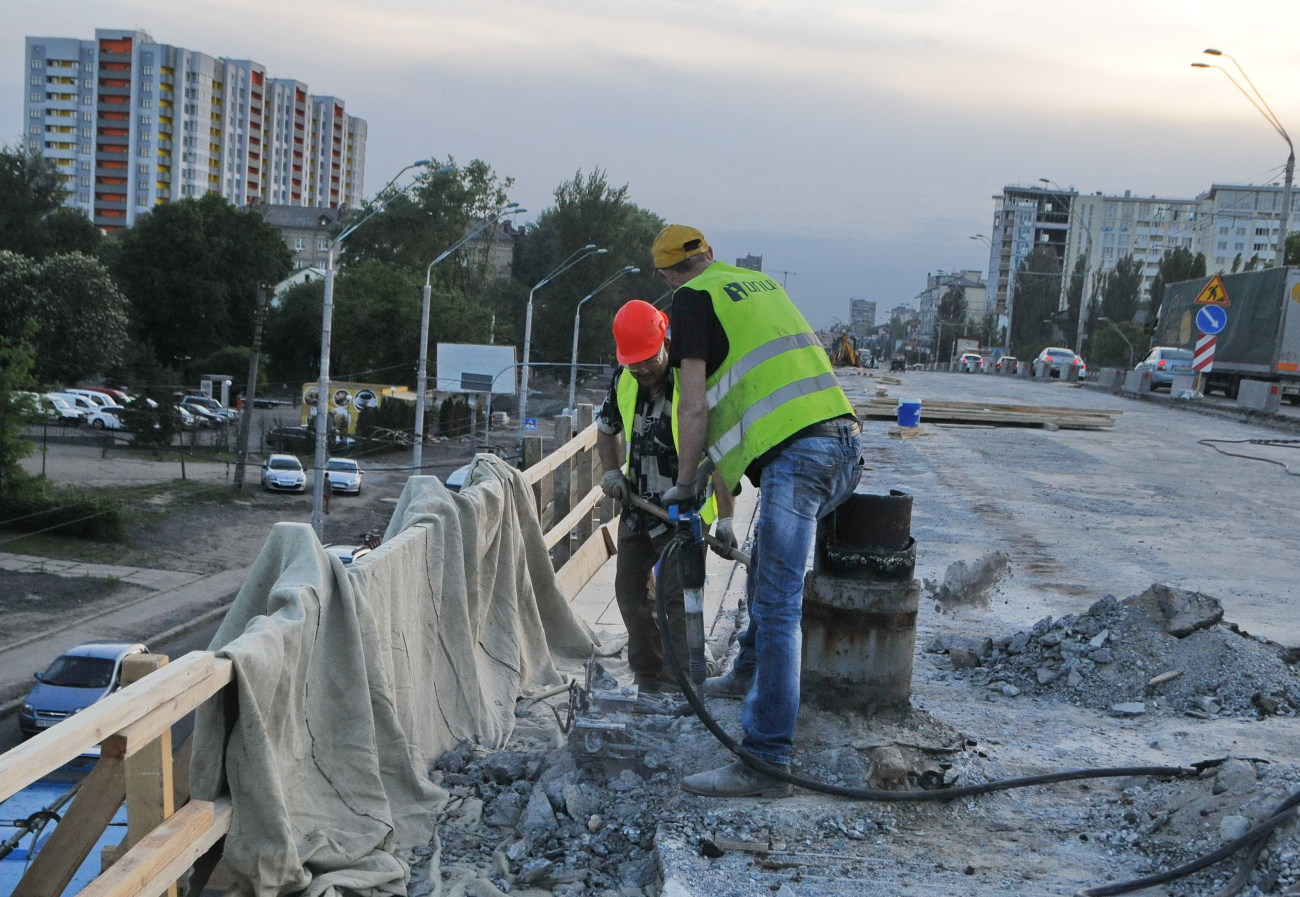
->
<box><xmin>614</xmin><ymin>513</ymin><xmax>689</xmax><ymax>685</ymax></box>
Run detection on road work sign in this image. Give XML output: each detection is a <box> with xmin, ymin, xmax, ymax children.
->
<box><xmin>1194</xmin><ymin>274</ymin><xmax>1230</xmax><ymax>306</ymax></box>
<box><xmin>1193</xmin><ymin>334</ymin><xmax>1216</xmax><ymax>373</ymax></box>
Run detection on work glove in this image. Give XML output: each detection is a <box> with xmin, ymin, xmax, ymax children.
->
<box><xmin>600</xmin><ymin>469</ymin><xmax>631</xmax><ymax>503</ymax></box>
<box><xmin>661</xmin><ymin>480</ymin><xmax>698</xmax><ymax>516</ymax></box>
<box><xmin>711</xmin><ymin>517</ymin><xmax>737</xmax><ymax>559</ymax></box>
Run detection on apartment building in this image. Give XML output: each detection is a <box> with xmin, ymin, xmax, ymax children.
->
<box><xmin>849</xmin><ymin>299</ymin><xmax>876</xmax><ymax>337</ymax></box>
<box><xmin>24</xmin><ymin>28</ymin><xmax>366</xmax><ymax>231</ymax></box>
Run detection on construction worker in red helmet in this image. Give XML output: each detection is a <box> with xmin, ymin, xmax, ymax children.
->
<box><xmin>596</xmin><ymin>300</ymin><xmax>735</xmax><ymax>693</ymax></box>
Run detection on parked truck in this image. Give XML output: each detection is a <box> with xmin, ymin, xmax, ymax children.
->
<box><xmin>1155</xmin><ymin>266</ymin><xmax>1300</xmax><ymax>403</ymax></box>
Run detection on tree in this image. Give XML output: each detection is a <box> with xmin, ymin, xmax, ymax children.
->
<box><xmin>0</xmin><ymin>250</ymin><xmax>131</xmax><ymax>384</ymax></box>
<box><xmin>1009</xmin><ymin>246</ymin><xmax>1061</xmax><ymax>358</ymax></box>
<box><xmin>0</xmin><ymin>327</ymin><xmax>39</xmax><ymax>494</ymax></box>
<box><xmin>262</xmin><ymin>280</ymin><xmax>326</xmax><ymax>387</ymax></box>
<box><xmin>1149</xmin><ymin>247</ymin><xmax>1206</xmax><ymax>334</ymax></box>
<box><xmin>511</xmin><ymin>169</ymin><xmax>663</xmax><ymax>374</ymax></box>
<box><xmin>1099</xmin><ymin>254</ymin><xmax>1143</xmax><ymax>324</ymax></box>
<box><xmin>1286</xmin><ymin>232</ymin><xmax>1300</xmax><ymax>266</ymax></box>
<box><xmin>107</xmin><ymin>194</ymin><xmax>291</xmax><ymax>370</ymax></box>
<box><xmin>934</xmin><ymin>285</ymin><xmax>967</xmax><ymax>359</ymax></box>
<box><xmin>0</xmin><ymin>143</ymin><xmax>66</xmax><ymax>258</ymax></box>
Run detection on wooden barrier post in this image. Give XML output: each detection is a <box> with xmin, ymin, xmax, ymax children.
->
<box><xmin>118</xmin><ymin>654</ymin><xmax>178</xmax><ymax>897</ymax></box>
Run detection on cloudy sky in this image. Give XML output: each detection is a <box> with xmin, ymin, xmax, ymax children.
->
<box><xmin>7</xmin><ymin>0</ymin><xmax>1299</xmax><ymax>327</ymax></box>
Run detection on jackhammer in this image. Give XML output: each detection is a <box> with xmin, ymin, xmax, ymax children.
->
<box><xmin>667</xmin><ymin>499</ymin><xmax>710</xmax><ymax>688</ymax></box>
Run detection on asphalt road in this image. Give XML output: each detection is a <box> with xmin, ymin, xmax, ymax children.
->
<box><xmin>837</xmin><ymin>368</ymin><xmax>1300</xmax><ymax>648</ymax></box>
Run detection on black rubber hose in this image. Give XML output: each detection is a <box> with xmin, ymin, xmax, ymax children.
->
<box><xmin>1074</xmin><ymin>789</ymin><xmax>1300</xmax><ymax>897</ymax></box>
<box><xmin>654</xmin><ymin>538</ymin><xmax>1199</xmax><ymax>802</ymax></box>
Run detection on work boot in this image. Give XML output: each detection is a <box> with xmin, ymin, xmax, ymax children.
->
<box><xmin>702</xmin><ymin>668</ymin><xmax>751</xmax><ymax>699</ymax></box>
<box><xmin>680</xmin><ymin>759</ymin><xmax>793</xmax><ymax>798</ymax></box>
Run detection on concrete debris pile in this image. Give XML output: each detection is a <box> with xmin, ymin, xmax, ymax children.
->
<box><xmin>926</xmin><ymin>583</ymin><xmax>1299</xmax><ymax>718</ymax></box>
<box><xmin>1081</xmin><ymin>757</ymin><xmax>1300</xmax><ymax>896</ymax></box>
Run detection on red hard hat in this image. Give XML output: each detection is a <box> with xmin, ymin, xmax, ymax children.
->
<box><xmin>612</xmin><ymin>300</ymin><xmax>668</xmax><ymax>365</ymax></box>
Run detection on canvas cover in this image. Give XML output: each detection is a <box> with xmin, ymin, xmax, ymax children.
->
<box><xmin>190</xmin><ymin>455</ymin><xmax>597</xmax><ymax>895</ymax></box>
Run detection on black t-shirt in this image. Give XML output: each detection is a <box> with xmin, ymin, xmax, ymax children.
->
<box><xmin>667</xmin><ymin>285</ymin><xmax>729</xmax><ymax>374</ymax></box>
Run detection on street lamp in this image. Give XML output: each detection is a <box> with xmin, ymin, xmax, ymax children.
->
<box><xmin>310</xmin><ymin>159</ymin><xmax>439</xmax><ymax>538</ymax></box>
<box><xmin>568</xmin><ymin>265</ymin><xmax>639</xmax><ymax>414</ymax></box>
<box><xmin>519</xmin><ymin>244</ymin><xmax>607</xmax><ymax>434</ymax></box>
<box><xmin>1193</xmin><ymin>49</ymin><xmax>1294</xmax><ymax>266</ymax></box>
<box><xmin>413</xmin><ymin>202</ymin><xmax>526</xmax><ymax>471</ymax></box>
<box><xmin>1095</xmin><ymin>317</ymin><xmax>1134</xmax><ymax>368</ymax></box>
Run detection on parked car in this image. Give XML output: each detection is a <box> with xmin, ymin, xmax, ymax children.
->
<box><xmin>75</xmin><ymin>385</ymin><xmax>131</xmax><ymax>405</ymax></box>
<box><xmin>178</xmin><ymin>400</ymin><xmax>223</xmax><ymax>428</ymax></box>
<box><xmin>266</xmin><ymin>425</ymin><xmax>313</xmax><ymax>452</ymax></box>
<box><xmin>957</xmin><ymin>352</ymin><xmax>984</xmax><ymax>373</ymax></box>
<box><xmin>25</xmin><ymin>392</ymin><xmax>83</xmax><ymax>425</ymax></box>
<box><xmin>182</xmin><ymin>394</ymin><xmax>238</xmax><ymax>425</ymax></box>
<box><xmin>173</xmin><ymin>404</ymin><xmax>204</xmax><ymax>430</ymax></box>
<box><xmin>261</xmin><ymin>453</ymin><xmax>306</xmax><ymax>492</ymax></box>
<box><xmin>18</xmin><ymin>642</ymin><xmax>149</xmax><ymax>737</ymax></box>
<box><xmin>1035</xmin><ymin>347</ymin><xmax>1087</xmax><ymax>380</ymax></box>
<box><xmin>85</xmin><ymin>404</ymin><xmax>127</xmax><ymax>430</ymax></box>
<box><xmin>1135</xmin><ymin>346</ymin><xmax>1194</xmax><ymax>389</ymax></box>
<box><xmin>995</xmin><ymin>356</ymin><xmax>1019</xmax><ymax>374</ymax></box>
<box><xmin>325</xmin><ymin>457</ymin><xmax>364</xmax><ymax>495</ymax></box>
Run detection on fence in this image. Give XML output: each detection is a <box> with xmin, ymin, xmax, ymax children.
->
<box><xmin>0</xmin><ymin>410</ymin><xmax>616</xmax><ymax>897</ymax></box>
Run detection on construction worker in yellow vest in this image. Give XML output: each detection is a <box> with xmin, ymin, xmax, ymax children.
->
<box><xmin>653</xmin><ymin>225</ymin><xmax>863</xmax><ymax>798</ymax></box>
<box><xmin>596</xmin><ymin>299</ymin><xmax>733</xmax><ymax>694</ymax></box>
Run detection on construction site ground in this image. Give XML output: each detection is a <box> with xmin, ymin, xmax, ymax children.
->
<box><xmin>4</xmin><ymin>371</ymin><xmax>1300</xmax><ymax>897</ymax></box>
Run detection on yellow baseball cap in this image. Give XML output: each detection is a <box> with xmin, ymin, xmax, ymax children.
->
<box><xmin>652</xmin><ymin>224</ymin><xmax>710</xmax><ymax>269</ymax></box>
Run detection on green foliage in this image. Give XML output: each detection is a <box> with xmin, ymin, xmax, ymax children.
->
<box><xmin>511</xmin><ymin>169</ymin><xmax>664</xmax><ymax>367</ymax></box>
<box><xmin>0</xmin><ymin>327</ymin><xmax>40</xmax><ymax>493</ymax></box>
<box><xmin>1286</xmin><ymin>232</ymin><xmax>1300</xmax><ymax>266</ymax></box>
<box><xmin>107</xmin><ymin>194</ymin><xmax>291</xmax><ymax>369</ymax></box>
<box><xmin>1</xmin><ymin>477</ymin><xmax>128</xmax><ymax>542</ymax></box>
<box><xmin>120</xmin><ymin>395</ymin><xmax>179</xmax><ymax>452</ymax></box>
<box><xmin>0</xmin><ymin>143</ymin><xmax>71</xmax><ymax>259</ymax></box>
<box><xmin>1099</xmin><ymin>254</ymin><xmax>1143</xmax><ymax>324</ymax></box>
<box><xmin>263</xmin><ymin>280</ymin><xmax>325</xmax><ymax>384</ymax></box>
<box><xmin>0</xmin><ymin>250</ymin><xmax>131</xmax><ymax>384</ymax></box>
<box><xmin>1091</xmin><ymin>320</ymin><xmax>1145</xmax><ymax>369</ymax></box>
<box><xmin>1009</xmin><ymin>246</ymin><xmax>1062</xmax><ymax>357</ymax></box>
<box><xmin>1149</xmin><ymin>247</ymin><xmax>1206</xmax><ymax>333</ymax></box>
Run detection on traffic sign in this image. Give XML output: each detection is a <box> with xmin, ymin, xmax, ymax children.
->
<box><xmin>1193</xmin><ymin>274</ymin><xmax>1230</xmax><ymax>306</ymax></box>
<box><xmin>523</xmin><ymin>417</ymin><xmax>537</xmax><ymax>431</ymax></box>
<box><xmin>1193</xmin><ymin>334</ymin><xmax>1216</xmax><ymax>373</ymax></box>
<box><xmin>1196</xmin><ymin>304</ymin><xmax>1228</xmax><ymax>336</ymax></box>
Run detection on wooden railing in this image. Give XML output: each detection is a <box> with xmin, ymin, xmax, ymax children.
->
<box><xmin>0</xmin><ymin>414</ymin><xmax>617</xmax><ymax>897</ymax></box>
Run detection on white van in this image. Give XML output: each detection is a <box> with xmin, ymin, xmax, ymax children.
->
<box><xmin>48</xmin><ymin>392</ymin><xmax>100</xmax><ymax>415</ymax></box>
<box><xmin>63</xmin><ymin>388</ymin><xmax>114</xmax><ymax>409</ymax></box>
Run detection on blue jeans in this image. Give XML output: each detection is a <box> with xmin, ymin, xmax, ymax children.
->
<box><xmin>732</xmin><ymin>424</ymin><xmax>862</xmax><ymax>765</ymax></box>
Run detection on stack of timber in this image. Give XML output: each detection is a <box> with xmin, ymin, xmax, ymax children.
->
<box><xmin>855</xmin><ymin>397</ymin><xmax>1119</xmax><ymax>430</ymax></box>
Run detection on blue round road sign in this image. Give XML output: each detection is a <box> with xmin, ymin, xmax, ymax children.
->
<box><xmin>1196</xmin><ymin>304</ymin><xmax>1227</xmax><ymax>335</ymax></box>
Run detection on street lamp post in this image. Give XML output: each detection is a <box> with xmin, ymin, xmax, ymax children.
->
<box><xmin>1193</xmin><ymin>49</ymin><xmax>1294</xmax><ymax>267</ymax></box>
<box><xmin>568</xmin><ymin>265</ymin><xmax>639</xmax><ymax>414</ymax></box>
<box><xmin>519</xmin><ymin>245</ymin><xmax>607</xmax><ymax>434</ymax></box>
<box><xmin>310</xmin><ymin>159</ymin><xmax>437</xmax><ymax>539</ymax></box>
<box><xmin>413</xmin><ymin>203</ymin><xmax>525</xmax><ymax>471</ymax></box>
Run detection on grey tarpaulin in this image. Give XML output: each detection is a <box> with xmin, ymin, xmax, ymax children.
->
<box><xmin>190</xmin><ymin>455</ymin><xmax>598</xmax><ymax>895</ymax></box>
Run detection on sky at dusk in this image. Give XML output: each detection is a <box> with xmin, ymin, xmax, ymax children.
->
<box><xmin>7</xmin><ymin>0</ymin><xmax>1300</xmax><ymax>328</ymax></box>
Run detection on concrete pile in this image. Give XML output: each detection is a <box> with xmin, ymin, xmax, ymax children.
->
<box><xmin>925</xmin><ymin>583</ymin><xmax>1300</xmax><ymax>718</ymax></box>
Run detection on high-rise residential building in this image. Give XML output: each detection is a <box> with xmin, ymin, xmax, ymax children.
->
<box><xmin>849</xmin><ymin>299</ymin><xmax>876</xmax><ymax>337</ymax></box>
<box><xmin>24</xmin><ymin>28</ymin><xmax>366</xmax><ymax>231</ymax></box>
<box><xmin>986</xmin><ymin>181</ymin><xmax>1299</xmax><ymax>343</ymax></box>
<box><xmin>735</xmin><ymin>253</ymin><xmax>763</xmax><ymax>271</ymax></box>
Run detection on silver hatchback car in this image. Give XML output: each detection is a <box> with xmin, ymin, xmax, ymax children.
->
<box><xmin>1135</xmin><ymin>346</ymin><xmax>1194</xmax><ymax>389</ymax></box>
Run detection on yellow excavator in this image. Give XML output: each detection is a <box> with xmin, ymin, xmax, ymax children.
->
<box><xmin>831</xmin><ymin>333</ymin><xmax>859</xmax><ymax>367</ymax></box>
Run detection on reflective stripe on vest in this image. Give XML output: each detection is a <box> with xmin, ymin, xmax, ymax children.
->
<box><xmin>615</xmin><ymin>368</ymin><xmax>717</xmax><ymax>525</ymax></box>
<box><xmin>683</xmin><ymin>262</ymin><xmax>853</xmax><ymax>490</ymax></box>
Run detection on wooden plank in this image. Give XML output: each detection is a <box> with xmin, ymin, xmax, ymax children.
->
<box><xmin>109</xmin><ymin>666</ymin><xmax>234</xmax><ymax>760</ymax></box>
<box><xmin>555</xmin><ymin>521</ymin><xmax>617</xmax><ymax>601</ymax></box>
<box><xmin>543</xmin><ymin>485</ymin><xmax>604</xmax><ymax>550</ymax></box>
<box><xmin>0</xmin><ymin>652</ymin><xmax>233</xmax><ymax>801</ymax></box>
<box><xmin>520</xmin><ymin>423</ymin><xmax>596</xmax><ymax>486</ymax></box>
<box><xmin>855</xmin><ymin>401</ymin><xmax>1116</xmax><ymax>430</ymax></box>
<box><xmin>77</xmin><ymin>798</ymin><xmax>232</xmax><ymax>897</ymax></box>
<box><xmin>11</xmin><ymin>754</ymin><xmax>126</xmax><ymax>897</ymax></box>
<box><xmin>859</xmin><ymin>396</ymin><xmax>1122</xmax><ymax>417</ymax></box>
